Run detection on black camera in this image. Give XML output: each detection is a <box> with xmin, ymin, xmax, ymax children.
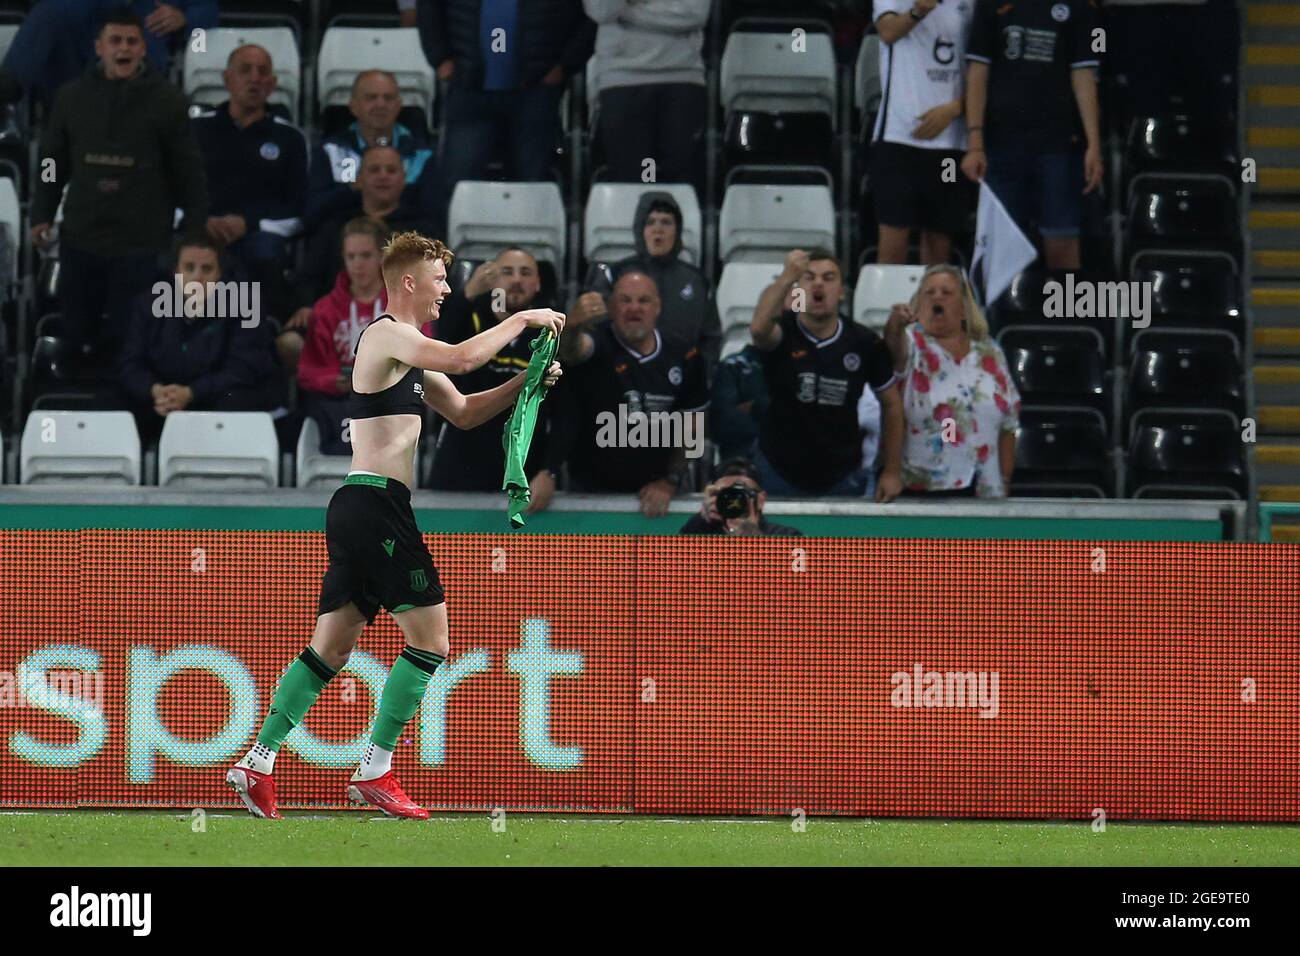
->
<box><xmin>716</xmin><ymin>484</ymin><xmax>758</xmax><ymax>520</ymax></box>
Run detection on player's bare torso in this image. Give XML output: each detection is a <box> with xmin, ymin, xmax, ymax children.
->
<box><xmin>348</xmin><ymin>318</ymin><xmax>423</xmax><ymax>488</ymax></box>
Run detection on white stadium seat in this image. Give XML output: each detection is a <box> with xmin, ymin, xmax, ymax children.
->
<box><xmin>449</xmin><ymin>181</ymin><xmax>566</xmax><ymax>268</ymax></box>
<box><xmin>718</xmin><ymin>184</ymin><xmax>835</xmax><ymax>265</ymax></box>
<box><xmin>720</xmin><ymin>31</ymin><xmax>837</xmax><ymax>117</ymax></box>
<box><xmin>0</xmin><ymin>25</ymin><xmax>17</xmax><ymax>64</ymax></box>
<box><xmin>716</xmin><ymin>262</ymin><xmax>783</xmax><ymax>332</ymax></box>
<box><xmin>158</xmin><ymin>412</ymin><xmax>280</xmax><ymax>488</ymax></box>
<box><xmin>295</xmin><ymin>417</ymin><xmax>351</xmax><ymax>489</ymax></box>
<box><xmin>0</xmin><ymin>176</ymin><xmax>18</xmax><ymax>283</ymax></box>
<box><xmin>853</xmin><ymin>264</ymin><xmax>926</xmax><ymax>331</ymax></box>
<box><xmin>183</xmin><ymin>27</ymin><xmax>301</xmax><ymax>122</ymax></box>
<box><xmin>21</xmin><ymin>411</ymin><xmax>140</xmax><ymax>485</ymax></box>
<box><xmin>317</xmin><ymin>27</ymin><xmax>434</xmax><ymax>126</ymax></box>
<box><xmin>583</xmin><ymin>184</ymin><xmax>702</xmax><ymax>266</ymax></box>
<box><xmin>855</xmin><ymin>34</ymin><xmax>882</xmax><ymax>118</ymax></box>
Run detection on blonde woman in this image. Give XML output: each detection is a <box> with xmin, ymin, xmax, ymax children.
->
<box><xmin>882</xmin><ymin>265</ymin><xmax>1020</xmax><ymax>497</ymax></box>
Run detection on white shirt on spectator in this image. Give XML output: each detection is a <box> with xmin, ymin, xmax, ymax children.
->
<box><xmin>871</xmin><ymin>0</ymin><xmax>973</xmax><ymax>151</ymax></box>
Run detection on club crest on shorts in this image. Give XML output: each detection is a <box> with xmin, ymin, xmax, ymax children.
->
<box><xmin>410</xmin><ymin>569</ymin><xmax>428</xmax><ymax>591</ymax></box>
<box><xmin>844</xmin><ymin>352</ymin><xmax>861</xmax><ymax>372</ymax></box>
<box><xmin>1051</xmin><ymin>3</ymin><xmax>1070</xmax><ymax>21</ymax></box>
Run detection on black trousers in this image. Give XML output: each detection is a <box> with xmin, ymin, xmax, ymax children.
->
<box><xmin>599</xmin><ymin>82</ymin><xmax>706</xmax><ymax>194</ymax></box>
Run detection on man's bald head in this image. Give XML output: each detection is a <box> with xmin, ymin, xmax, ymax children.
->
<box><xmin>224</xmin><ymin>45</ymin><xmax>276</xmax><ymax>113</ymax></box>
<box><xmin>610</xmin><ymin>271</ymin><xmax>661</xmax><ymax>347</ymax></box>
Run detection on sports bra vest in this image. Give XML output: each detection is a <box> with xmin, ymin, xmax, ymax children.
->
<box><xmin>349</xmin><ymin>315</ymin><xmax>425</xmax><ymax>420</ymax></box>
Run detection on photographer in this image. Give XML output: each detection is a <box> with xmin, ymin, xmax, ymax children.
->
<box><xmin>678</xmin><ymin>458</ymin><xmax>803</xmax><ymax>537</ymax></box>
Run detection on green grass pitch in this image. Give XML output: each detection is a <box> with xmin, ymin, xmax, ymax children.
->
<box><xmin>2</xmin><ymin>811</ymin><xmax>1298</xmax><ymax>866</ymax></box>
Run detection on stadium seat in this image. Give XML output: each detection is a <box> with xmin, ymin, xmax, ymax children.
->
<box><xmin>0</xmin><ymin>174</ymin><xmax>17</xmax><ymax>283</ymax></box>
<box><xmin>583</xmin><ymin>184</ymin><xmax>703</xmax><ymax>266</ymax></box>
<box><xmin>720</xmin><ymin>31</ymin><xmax>837</xmax><ymax>119</ymax></box>
<box><xmin>720</xmin><ymin>325</ymin><xmax>753</xmax><ymax>360</ymax></box>
<box><xmin>852</xmin><ymin>264</ymin><xmax>925</xmax><ymax>331</ymax></box>
<box><xmin>721</xmin><ymin>111</ymin><xmax>835</xmax><ymax>186</ymax></box>
<box><xmin>0</xmin><ymin>24</ymin><xmax>16</xmax><ymax>63</ymax></box>
<box><xmin>719</xmin><ymin>0</ymin><xmax>836</xmax><ymax>35</ymax></box>
<box><xmin>20</xmin><ymin>411</ymin><xmax>140</xmax><ymax>485</ymax></box>
<box><xmin>158</xmin><ymin>412</ymin><xmax>280</xmax><ymax>488</ymax></box>
<box><xmin>855</xmin><ymin>34</ymin><xmax>883</xmax><ymax>120</ymax></box>
<box><xmin>718</xmin><ymin>184</ymin><xmax>835</xmax><ymax>265</ymax></box>
<box><xmin>183</xmin><ymin>27</ymin><xmax>301</xmax><ymax>123</ymax></box>
<box><xmin>1121</xmin><ymin>113</ymin><xmax>1239</xmax><ymax>197</ymax></box>
<box><xmin>1130</xmin><ymin>251</ymin><xmax>1242</xmax><ymax>336</ymax></box>
<box><xmin>1126</xmin><ymin>409</ymin><xmax>1246</xmax><ymax>499</ymax></box>
<box><xmin>1124</xmin><ymin>173</ymin><xmax>1241</xmax><ymax>271</ymax></box>
<box><xmin>716</xmin><ymin>262</ymin><xmax>784</xmax><ymax>338</ymax></box>
<box><xmin>448</xmin><ymin>181</ymin><xmax>567</xmax><ymax>269</ymax></box>
<box><xmin>317</xmin><ymin>27</ymin><xmax>435</xmax><ymax>132</ymax></box>
<box><xmin>295</xmin><ymin>417</ymin><xmax>350</xmax><ymax>489</ymax></box>
<box><xmin>1125</xmin><ymin>328</ymin><xmax>1244</xmax><ymax>420</ymax></box>
<box><xmin>218</xmin><ymin>0</ymin><xmax>308</xmax><ymax>40</ymax></box>
<box><xmin>989</xmin><ymin>269</ymin><xmax>1118</xmax><ymax>358</ymax></box>
<box><xmin>1011</xmin><ymin>406</ymin><xmax>1111</xmax><ymax>498</ymax></box>
<box><xmin>998</xmin><ymin>325</ymin><xmax>1108</xmax><ymax>412</ymax></box>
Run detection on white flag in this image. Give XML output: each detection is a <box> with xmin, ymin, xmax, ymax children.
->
<box><xmin>970</xmin><ymin>179</ymin><xmax>1037</xmax><ymax>307</ymax></box>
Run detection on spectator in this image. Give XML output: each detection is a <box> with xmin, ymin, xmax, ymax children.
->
<box><xmin>297</xmin><ymin>218</ymin><xmax>392</xmax><ymax>457</ymax></box>
<box><xmin>30</xmin><ymin>9</ymin><xmax>209</xmax><ymax>357</ymax></box>
<box><xmin>429</xmin><ymin>247</ymin><xmax>558</xmax><ymax>501</ymax></box>
<box><xmin>0</xmin><ymin>0</ymin><xmax>217</xmax><ymax>106</ymax></box>
<box><xmin>882</xmin><ymin>264</ymin><xmax>1019</xmax><ymax>497</ymax></box>
<box><xmin>191</xmin><ymin>44</ymin><xmax>308</xmax><ymax>367</ymax></box>
<box><xmin>679</xmin><ymin>457</ymin><xmax>804</xmax><ymax>536</ymax></box>
<box><xmin>961</xmin><ymin>0</ymin><xmax>1102</xmax><ymax>270</ymax></box>
<box><xmin>288</xmin><ymin>146</ymin><xmax>436</xmax><ymax>349</ymax></box>
<box><xmin>553</xmin><ymin>270</ymin><xmax>709</xmax><ymax>517</ymax></box>
<box><xmin>709</xmin><ymin>345</ymin><xmax>768</xmax><ymax>461</ymax></box>
<box><xmin>582</xmin><ymin>0</ymin><xmax>708</xmax><ymax>194</ymax></box>
<box><xmin>421</xmin><ymin>0</ymin><xmax>596</xmax><ymax>230</ymax></box>
<box><xmin>574</xmin><ymin>191</ymin><xmax>721</xmax><ymax>372</ymax></box>
<box><xmin>306</xmin><ymin>70</ymin><xmax>435</xmax><ymax>230</ymax></box>
<box><xmin>870</xmin><ymin>0</ymin><xmax>974</xmax><ymax>265</ymax></box>
<box><xmin>750</xmin><ymin>248</ymin><xmax>904</xmax><ymax>501</ymax></box>
<box><xmin>112</xmin><ymin>236</ymin><xmax>280</xmax><ymax>446</ymax></box>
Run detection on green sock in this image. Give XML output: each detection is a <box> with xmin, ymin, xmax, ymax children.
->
<box><xmin>256</xmin><ymin>647</ymin><xmax>337</xmax><ymax>750</ymax></box>
<box><xmin>371</xmin><ymin>646</ymin><xmax>445</xmax><ymax>751</ymax></box>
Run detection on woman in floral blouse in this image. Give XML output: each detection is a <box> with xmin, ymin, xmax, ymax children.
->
<box><xmin>882</xmin><ymin>265</ymin><xmax>1020</xmax><ymax>497</ymax></box>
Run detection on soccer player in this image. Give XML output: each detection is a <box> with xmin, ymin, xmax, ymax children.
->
<box><xmin>226</xmin><ymin>232</ymin><xmax>564</xmax><ymax>819</ymax></box>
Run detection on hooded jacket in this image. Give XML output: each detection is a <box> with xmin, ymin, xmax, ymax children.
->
<box><xmin>607</xmin><ymin>191</ymin><xmax>721</xmax><ymax>373</ymax></box>
<box><xmin>298</xmin><ymin>271</ymin><xmax>389</xmax><ymax>395</ymax></box>
<box><xmin>33</xmin><ymin>62</ymin><xmax>209</xmax><ymax>255</ymax></box>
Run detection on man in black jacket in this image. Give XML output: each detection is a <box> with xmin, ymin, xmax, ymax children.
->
<box><xmin>574</xmin><ymin>191</ymin><xmax>721</xmax><ymax>374</ymax></box>
<box><xmin>30</xmin><ymin>9</ymin><xmax>209</xmax><ymax>357</ymax></box>
<box><xmin>112</xmin><ymin>236</ymin><xmax>280</xmax><ymax>446</ymax></box>
<box><xmin>419</xmin><ymin>0</ymin><xmax>595</xmax><ymax>230</ymax></box>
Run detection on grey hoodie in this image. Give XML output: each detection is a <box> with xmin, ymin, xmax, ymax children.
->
<box><xmin>601</xmin><ymin>191</ymin><xmax>721</xmax><ymax>374</ymax></box>
<box><xmin>583</xmin><ymin>0</ymin><xmax>709</xmax><ymax>95</ymax></box>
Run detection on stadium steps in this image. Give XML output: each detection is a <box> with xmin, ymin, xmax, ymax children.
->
<box><xmin>1246</xmin><ymin>6</ymin><xmax>1300</xmax><ymax>503</ymax></box>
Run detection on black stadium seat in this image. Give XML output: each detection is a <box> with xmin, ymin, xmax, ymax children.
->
<box><xmin>1124</xmin><ymin>173</ymin><xmax>1241</xmax><ymax>272</ymax></box>
<box><xmin>1126</xmin><ymin>409</ymin><xmax>1246</xmax><ymax>500</ymax></box>
<box><xmin>1121</xmin><ymin>113</ymin><xmax>1239</xmax><ymax>198</ymax></box>
<box><xmin>722</xmin><ymin>111</ymin><xmax>835</xmax><ymax>185</ymax></box>
<box><xmin>1125</xmin><ymin>329</ymin><xmax>1244</xmax><ymax>421</ymax></box>
<box><xmin>1131</xmin><ymin>251</ymin><xmax>1242</xmax><ymax>337</ymax></box>
<box><xmin>1012</xmin><ymin>406</ymin><xmax>1111</xmax><ymax>499</ymax></box>
<box><xmin>998</xmin><ymin>325</ymin><xmax>1108</xmax><ymax>412</ymax></box>
<box><xmin>989</xmin><ymin>269</ymin><xmax>1116</xmax><ymax>358</ymax></box>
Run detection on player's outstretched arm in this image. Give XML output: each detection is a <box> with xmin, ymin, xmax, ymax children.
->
<box><xmin>383</xmin><ymin>309</ymin><xmax>565</xmax><ymax>375</ymax></box>
<box><xmin>423</xmin><ymin>363</ymin><xmax>563</xmax><ymax>429</ymax></box>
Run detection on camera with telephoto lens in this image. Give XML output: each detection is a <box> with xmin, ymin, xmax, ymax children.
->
<box><xmin>716</xmin><ymin>484</ymin><xmax>758</xmax><ymax>520</ymax></box>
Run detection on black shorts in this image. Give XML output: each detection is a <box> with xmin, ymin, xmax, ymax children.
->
<box><xmin>316</xmin><ymin>474</ymin><xmax>445</xmax><ymax>624</ymax></box>
<box><xmin>870</xmin><ymin>140</ymin><xmax>970</xmax><ymax>236</ymax></box>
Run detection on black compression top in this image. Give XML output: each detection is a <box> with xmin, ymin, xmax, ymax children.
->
<box><xmin>349</xmin><ymin>315</ymin><xmax>426</xmax><ymax>420</ymax></box>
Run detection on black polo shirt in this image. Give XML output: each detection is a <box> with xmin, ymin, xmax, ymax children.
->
<box><xmin>758</xmin><ymin>312</ymin><xmax>896</xmax><ymax>492</ymax></box>
<box><xmin>428</xmin><ymin>290</ymin><xmax>549</xmax><ymax>490</ymax></box>
<box><xmin>190</xmin><ymin>102</ymin><xmax>307</xmax><ymax>226</ymax></box>
<box><xmin>966</xmin><ymin>0</ymin><xmax>1100</xmax><ymax>151</ymax></box>
<box><xmin>565</xmin><ymin>320</ymin><xmax>710</xmax><ymax>493</ymax></box>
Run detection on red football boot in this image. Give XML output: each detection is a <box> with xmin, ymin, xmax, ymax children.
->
<box><xmin>226</xmin><ymin>765</ymin><xmax>282</xmax><ymax>819</ymax></box>
<box><xmin>347</xmin><ymin>771</ymin><xmax>430</xmax><ymax>819</ymax></box>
